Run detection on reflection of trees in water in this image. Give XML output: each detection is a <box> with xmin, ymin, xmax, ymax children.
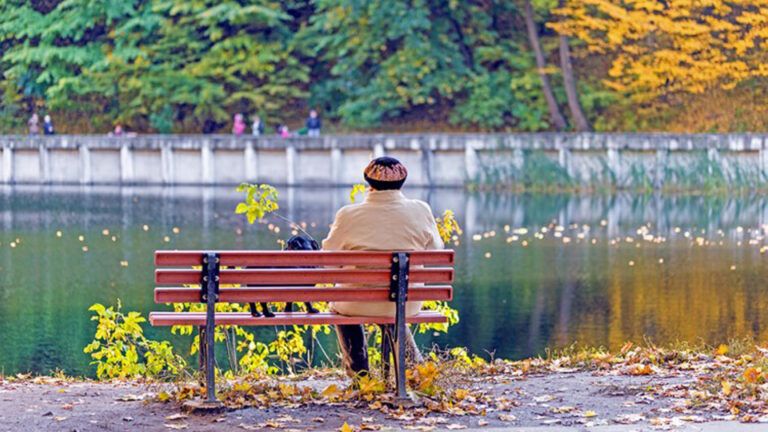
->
<box><xmin>468</xmin><ymin>191</ymin><xmax>768</xmax><ymax>238</ymax></box>
<box><xmin>449</xmin><ymin>235</ymin><xmax>768</xmax><ymax>360</ymax></box>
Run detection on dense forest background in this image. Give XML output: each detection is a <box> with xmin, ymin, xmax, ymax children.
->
<box><xmin>1</xmin><ymin>0</ymin><xmax>767</xmax><ymax>134</ymax></box>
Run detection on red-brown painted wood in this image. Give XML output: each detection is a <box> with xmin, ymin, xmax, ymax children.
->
<box><xmin>154</xmin><ymin>286</ymin><xmax>453</xmax><ymax>304</ymax></box>
<box><xmin>155</xmin><ymin>250</ymin><xmax>454</xmax><ymax>267</ymax></box>
<box><xmin>148</xmin><ymin>311</ymin><xmax>448</xmax><ymax>327</ymax></box>
<box><xmin>155</xmin><ymin>267</ymin><xmax>454</xmax><ymax>285</ymax></box>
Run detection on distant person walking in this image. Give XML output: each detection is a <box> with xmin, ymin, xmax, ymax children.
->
<box><xmin>232</xmin><ymin>113</ymin><xmax>246</xmax><ymax>136</ymax></box>
<box><xmin>279</xmin><ymin>124</ymin><xmax>291</xmax><ymax>138</ymax></box>
<box><xmin>28</xmin><ymin>113</ymin><xmax>40</xmax><ymax>135</ymax></box>
<box><xmin>43</xmin><ymin>115</ymin><xmax>55</xmax><ymax>135</ymax></box>
<box><xmin>306</xmin><ymin>109</ymin><xmax>321</xmax><ymax>137</ymax></box>
<box><xmin>251</xmin><ymin>115</ymin><xmax>264</xmax><ymax>136</ymax></box>
<box><xmin>109</xmin><ymin>124</ymin><xmax>136</xmax><ymax>137</ymax></box>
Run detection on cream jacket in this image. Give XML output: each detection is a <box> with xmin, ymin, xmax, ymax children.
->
<box><xmin>322</xmin><ymin>190</ymin><xmax>444</xmax><ymax>317</ymax></box>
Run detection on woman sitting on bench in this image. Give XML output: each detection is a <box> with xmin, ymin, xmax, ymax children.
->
<box><xmin>322</xmin><ymin>156</ymin><xmax>444</xmax><ymax>376</ymax></box>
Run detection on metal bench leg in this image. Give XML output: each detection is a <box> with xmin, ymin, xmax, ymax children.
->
<box><xmin>204</xmin><ymin>297</ymin><xmax>216</xmax><ymax>403</ymax></box>
<box><xmin>202</xmin><ymin>252</ymin><xmax>220</xmax><ymax>404</ymax></box>
<box><xmin>389</xmin><ymin>252</ymin><xmax>410</xmax><ymax>401</ymax></box>
<box><xmin>380</xmin><ymin>325</ymin><xmax>392</xmax><ymax>381</ymax></box>
<box><xmin>198</xmin><ymin>326</ymin><xmax>207</xmax><ymax>384</ymax></box>
<box><xmin>394</xmin><ymin>302</ymin><xmax>407</xmax><ymax>400</ymax></box>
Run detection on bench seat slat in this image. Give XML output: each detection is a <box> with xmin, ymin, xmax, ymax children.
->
<box><xmin>155</xmin><ymin>268</ymin><xmax>454</xmax><ymax>285</ymax></box>
<box><xmin>155</xmin><ymin>286</ymin><xmax>453</xmax><ymax>303</ymax></box>
<box><xmin>155</xmin><ymin>250</ymin><xmax>454</xmax><ymax>267</ymax></box>
<box><xmin>148</xmin><ymin>311</ymin><xmax>448</xmax><ymax>327</ymax></box>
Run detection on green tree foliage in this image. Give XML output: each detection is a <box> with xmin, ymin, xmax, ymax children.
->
<box><xmin>0</xmin><ymin>0</ymin><xmax>585</xmax><ymax>132</ymax></box>
<box><xmin>302</xmin><ymin>0</ymin><xmax>551</xmax><ymax>129</ymax></box>
<box><xmin>1</xmin><ymin>0</ymin><xmax>308</xmax><ymax>132</ymax></box>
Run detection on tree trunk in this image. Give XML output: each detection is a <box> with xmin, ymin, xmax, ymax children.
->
<box><xmin>558</xmin><ymin>36</ymin><xmax>590</xmax><ymax>131</ymax></box>
<box><xmin>523</xmin><ymin>0</ymin><xmax>567</xmax><ymax>131</ymax></box>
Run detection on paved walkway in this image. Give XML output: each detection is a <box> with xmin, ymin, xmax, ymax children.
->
<box><xmin>1</xmin><ymin>373</ymin><xmax>764</xmax><ymax>431</ymax></box>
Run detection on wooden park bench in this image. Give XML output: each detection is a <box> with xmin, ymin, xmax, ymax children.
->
<box><xmin>149</xmin><ymin>250</ymin><xmax>455</xmax><ymax>405</ymax></box>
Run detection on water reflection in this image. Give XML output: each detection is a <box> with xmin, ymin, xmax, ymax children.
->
<box><xmin>1</xmin><ymin>185</ymin><xmax>767</xmax><ymax>375</ymax></box>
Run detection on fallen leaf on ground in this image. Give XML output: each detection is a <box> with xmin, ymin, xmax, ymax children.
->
<box><xmin>744</xmin><ymin>367</ymin><xmax>762</xmax><ymax>384</ymax></box>
<box><xmin>628</xmin><ymin>364</ymin><xmax>653</xmax><ymax>376</ymax></box>
<box><xmin>614</xmin><ymin>414</ymin><xmax>645</xmax><ymax>424</ymax></box>
<box><xmin>722</xmin><ymin>380</ymin><xmax>733</xmax><ymax>396</ymax></box>
<box><xmin>551</xmin><ymin>406</ymin><xmax>575</xmax><ymax>414</ymax></box>
<box><xmin>540</xmin><ymin>419</ymin><xmax>561</xmax><ymax>425</ymax></box>
<box><xmin>164</xmin><ymin>423</ymin><xmax>188</xmax><ymax>430</ymax></box>
<box><xmin>322</xmin><ymin>384</ymin><xmax>342</xmax><ymax>399</ymax></box>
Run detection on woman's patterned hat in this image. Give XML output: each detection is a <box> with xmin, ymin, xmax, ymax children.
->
<box><xmin>364</xmin><ymin>156</ymin><xmax>407</xmax><ymax>190</ymax></box>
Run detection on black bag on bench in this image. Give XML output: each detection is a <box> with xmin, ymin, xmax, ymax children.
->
<box><xmin>249</xmin><ymin>234</ymin><xmax>320</xmax><ymax>317</ymax></box>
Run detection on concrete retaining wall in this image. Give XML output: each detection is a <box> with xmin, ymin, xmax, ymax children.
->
<box><xmin>2</xmin><ymin>133</ymin><xmax>768</xmax><ymax>187</ymax></box>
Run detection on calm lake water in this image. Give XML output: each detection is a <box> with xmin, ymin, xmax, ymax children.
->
<box><xmin>1</xmin><ymin>185</ymin><xmax>768</xmax><ymax>376</ymax></box>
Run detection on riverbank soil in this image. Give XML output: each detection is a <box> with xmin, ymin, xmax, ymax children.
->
<box><xmin>1</xmin><ymin>365</ymin><xmax>767</xmax><ymax>432</ymax></box>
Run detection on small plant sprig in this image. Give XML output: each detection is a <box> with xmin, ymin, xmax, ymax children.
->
<box><xmin>235</xmin><ymin>182</ymin><xmax>315</xmax><ymax>239</ymax></box>
<box><xmin>235</xmin><ymin>183</ymin><xmax>280</xmax><ymax>224</ymax></box>
<box><xmin>349</xmin><ymin>183</ymin><xmax>367</xmax><ymax>203</ymax></box>
<box><xmin>436</xmin><ymin>210</ymin><xmax>463</xmax><ymax>244</ymax></box>
<box><xmin>84</xmin><ymin>300</ymin><xmax>186</xmax><ymax>380</ymax></box>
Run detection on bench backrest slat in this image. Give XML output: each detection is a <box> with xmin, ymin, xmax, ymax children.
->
<box><xmin>153</xmin><ymin>249</ymin><xmax>454</xmax><ymax>304</ymax></box>
<box><xmin>155</xmin><ymin>250</ymin><xmax>454</xmax><ymax>267</ymax></box>
<box><xmin>155</xmin><ymin>267</ymin><xmax>453</xmax><ymax>285</ymax></box>
<box><xmin>155</xmin><ymin>286</ymin><xmax>453</xmax><ymax>303</ymax></box>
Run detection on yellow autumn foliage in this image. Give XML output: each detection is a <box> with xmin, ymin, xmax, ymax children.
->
<box><xmin>551</xmin><ymin>0</ymin><xmax>768</xmax><ymax>103</ymax></box>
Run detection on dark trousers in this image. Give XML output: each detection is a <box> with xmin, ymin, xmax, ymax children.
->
<box><xmin>336</xmin><ymin>324</ymin><xmax>423</xmax><ymax>376</ymax></box>
<box><xmin>336</xmin><ymin>324</ymin><xmax>369</xmax><ymax>375</ymax></box>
